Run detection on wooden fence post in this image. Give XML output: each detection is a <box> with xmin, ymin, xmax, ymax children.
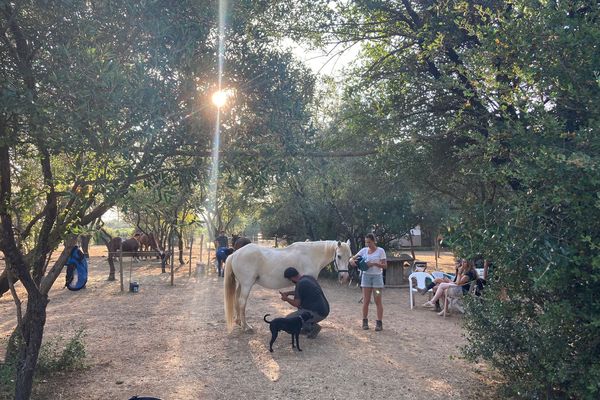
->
<box><xmin>207</xmin><ymin>246</ymin><xmax>212</xmax><ymax>271</ymax></box>
<box><xmin>199</xmin><ymin>234</ymin><xmax>204</xmax><ymax>266</ymax></box>
<box><xmin>188</xmin><ymin>236</ymin><xmax>193</xmax><ymax>277</ymax></box>
<box><xmin>170</xmin><ymin>233</ymin><xmax>175</xmax><ymax>286</ymax></box>
<box><xmin>119</xmin><ymin>240</ymin><xmax>124</xmax><ymax>292</ymax></box>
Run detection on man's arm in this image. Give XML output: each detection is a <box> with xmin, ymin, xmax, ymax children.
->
<box><xmin>280</xmin><ymin>291</ymin><xmax>301</xmax><ymax>308</ymax></box>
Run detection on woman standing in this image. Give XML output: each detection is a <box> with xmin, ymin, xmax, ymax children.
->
<box><xmin>351</xmin><ymin>233</ymin><xmax>387</xmax><ymax>331</ymax></box>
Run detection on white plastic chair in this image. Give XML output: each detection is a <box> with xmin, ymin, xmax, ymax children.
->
<box><xmin>409</xmin><ymin>272</ymin><xmax>434</xmax><ymax>309</ymax></box>
<box><xmin>430</xmin><ymin>271</ymin><xmax>445</xmax><ymax>281</ymax></box>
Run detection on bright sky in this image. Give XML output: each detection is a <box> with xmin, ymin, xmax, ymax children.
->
<box><xmin>286</xmin><ymin>39</ymin><xmax>362</xmax><ymax>77</ymax></box>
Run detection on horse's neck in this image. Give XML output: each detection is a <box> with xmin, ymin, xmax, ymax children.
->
<box><xmin>311</xmin><ymin>241</ymin><xmax>337</xmax><ymax>272</ymax></box>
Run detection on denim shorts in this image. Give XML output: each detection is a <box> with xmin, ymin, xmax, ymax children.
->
<box><xmin>361</xmin><ymin>273</ymin><xmax>384</xmax><ymax>288</ymax></box>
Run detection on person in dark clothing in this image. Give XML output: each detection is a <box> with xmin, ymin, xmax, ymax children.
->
<box><xmin>279</xmin><ymin>267</ymin><xmax>330</xmax><ymax>339</ymax></box>
<box><xmin>215</xmin><ymin>247</ymin><xmax>234</xmax><ymax>277</ymax></box>
<box><xmin>214</xmin><ymin>231</ymin><xmax>228</xmax><ymax>249</ymax></box>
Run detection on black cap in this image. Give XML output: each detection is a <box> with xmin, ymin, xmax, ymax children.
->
<box><xmin>284</xmin><ymin>267</ymin><xmax>299</xmax><ymax>279</ymax></box>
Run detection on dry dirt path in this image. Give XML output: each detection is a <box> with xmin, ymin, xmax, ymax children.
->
<box><xmin>0</xmin><ymin>251</ymin><xmax>495</xmax><ymax>400</ymax></box>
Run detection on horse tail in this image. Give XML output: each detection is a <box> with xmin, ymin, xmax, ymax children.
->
<box><xmin>224</xmin><ymin>255</ymin><xmax>236</xmax><ymax>332</ymax></box>
<box><xmin>263</xmin><ymin>314</ymin><xmax>271</xmax><ymax>324</ymax></box>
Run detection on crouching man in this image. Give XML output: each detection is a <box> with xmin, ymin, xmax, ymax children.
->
<box><xmin>279</xmin><ymin>267</ymin><xmax>330</xmax><ymax>339</ymax></box>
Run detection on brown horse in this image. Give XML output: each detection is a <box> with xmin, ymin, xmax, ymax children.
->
<box><xmin>139</xmin><ymin>233</ymin><xmax>163</xmax><ymax>259</ymax></box>
<box><xmin>106</xmin><ymin>237</ymin><xmax>140</xmax><ymax>280</ymax></box>
<box><xmin>233</xmin><ymin>237</ymin><xmax>251</xmax><ymax>250</ymax></box>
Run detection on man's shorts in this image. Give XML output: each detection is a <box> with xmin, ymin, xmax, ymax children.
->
<box><xmin>361</xmin><ymin>273</ymin><xmax>384</xmax><ymax>288</ymax></box>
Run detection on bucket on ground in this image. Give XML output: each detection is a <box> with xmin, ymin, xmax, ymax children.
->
<box><xmin>129</xmin><ymin>281</ymin><xmax>139</xmax><ymax>293</ymax></box>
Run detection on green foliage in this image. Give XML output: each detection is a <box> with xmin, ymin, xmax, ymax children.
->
<box><xmin>278</xmin><ymin>0</ymin><xmax>600</xmax><ymax>397</ymax></box>
<box><xmin>36</xmin><ymin>328</ymin><xmax>87</xmax><ymax>375</ymax></box>
<box><xmin>0</xmin><ymin>359</ymin><xmax>16</xmax><ymax>400</ymax></box>
<box><xmin>0</xmin><ymin>328</ymin><xmax>86</xmax><ymax>398</ymax></box>
<box><xmin>1</xmin><ymin>0</ymin><xmax>325</xmax><ymax>396</ymax></box>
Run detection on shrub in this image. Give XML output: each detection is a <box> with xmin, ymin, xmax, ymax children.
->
<box><xmin>37</xmin><ymin>327</ymin><xmax>87</xmax><ymax>374</ymax></box>
<box><xmin>0</xmin><ymin>327</ymin><xmax>86</xmax><ymax>398</ymax></box>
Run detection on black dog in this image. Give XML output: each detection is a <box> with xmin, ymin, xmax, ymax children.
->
<box><xmin>263</xmin><ymin>312</ymin><xmax>312</xmax><ymax>352</ymax></box>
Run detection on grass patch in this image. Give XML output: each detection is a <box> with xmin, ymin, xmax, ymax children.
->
<box><xmin>0</xmin><ymin>359</ymin><xmax>16</xmax><ymax>400</ymax></box>
<box><xmin>0</xmin><ymin>327</ymin><xmax>86</xmax><ymax>399</ymax></box>
<box><xmin>37</xmin><ymin>327</ymin><xmax>87</xmax><ymax>374</ymax></box>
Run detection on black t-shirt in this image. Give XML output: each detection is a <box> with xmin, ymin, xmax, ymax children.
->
<box><xmin>215</xmin><ymin>235</ymin><xmax>228</xmax><ymax>248</ymax></box>
<box><xmin>294</xmin><ymin>276</ymin><xmax>330</xmax><ymax>317</ymax></box>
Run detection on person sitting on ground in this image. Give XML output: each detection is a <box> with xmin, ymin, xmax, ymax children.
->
<box><xmin>422</xmin><ymin>259</ymin><xmax>478</xmax><ymax>316</ymax></box>
<box><xmin>279</xmin><ymin>267</ymin><xmax>330</xmax><ymax>339</ymax></box>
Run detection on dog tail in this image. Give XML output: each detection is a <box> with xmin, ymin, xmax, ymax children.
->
<box><xmin>224</xmin><ymin>255</ymin><xmax>236</xmax><ymax>332</ymax></box>
<box><xmin>263</xmin><ymin>314</ymin><xmax>271</xmax><ymax>324</ymax></box>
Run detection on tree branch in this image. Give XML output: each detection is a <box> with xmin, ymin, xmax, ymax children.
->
<box><xmin>7</xmin><ymin>269</ymin><xmax>23</xmax><ymax>335</ymax></box>
<box><xmin>39</xmin><ymin>236</ymin><xmax>77</xmax><ymax>295</ymax></box>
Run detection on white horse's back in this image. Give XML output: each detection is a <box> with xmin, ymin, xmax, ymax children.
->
<box><xmin>230</xmin><ymin>243</ymin><xmax>328</xmax><ymax>289</ymax></box>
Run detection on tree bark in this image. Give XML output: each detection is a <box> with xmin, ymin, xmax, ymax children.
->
<box><xmin>80</xmin><ymin>235</ymin><xmax>91</xmax><ymax>258</ymax></box>
<box><xmin>107</xmin><ymin>257</ymin><xmax>116</xmax><ymax>281</ymax></box>
<box><xmin>0</xmin><ymin>268</ymin><xmax>9</xmax><ymax>297</ymax></box>
<box><xmin>14</xmin><ymin>291</ymin><xmax>48</xmax><ymax>400</ymax></box>
<box><xmin>98</xmin><ymin>229</ymin><xmax>115</xmax><ymax>280</ymax></box>
<box><xmin>177</xmin><ymin>230</ymin><xmax>184</xmax><ymax>265</ymax></box>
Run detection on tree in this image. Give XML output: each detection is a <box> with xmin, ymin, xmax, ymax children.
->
<box><xmin>280</xmin><ymin>0</ymin><xmax>600</xmax><ymax>397</ymax></box>
<box><xmin>0</xmin><ymin>1</ymin><xmax>321</xmax><ymax>397</ymax></box>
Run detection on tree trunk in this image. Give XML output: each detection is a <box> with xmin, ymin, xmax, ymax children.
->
<box><xmin>14</xmin><ymin>291</ymin><xmax>49</xmax><ymax>400</ymax></box>
<box><xmin>177</xmin><ymin>230</ymin><xmax>184</xmax><ymax>265</ymax></box>
<box><xmin>80</xmin><ymin>235</ymin><xmax>91</xmax><ymax>258</ymax></box>
<box><xmin>99</xmin><ymin>231</ymin><xmax>115</xmax><ymax>281</ymax></box>
<box><xmin>107</xmin><ymin>257</ymin><xmax>116</xmax><ymax>281</ymax></box>
<box><xmin>0</xmin><ymin>268</ymin><xmax>9</xmax><ymax>297</ymax></box>
<box><xmin>408</xmin><ymin>232</ymin><xmax>416</xmax><ymax>260</ymax></box>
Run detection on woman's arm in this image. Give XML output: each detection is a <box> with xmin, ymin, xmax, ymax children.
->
<box><xmin>456</xmin><ymin>271</ymin><xmax>475</xmax><ymax>286</ymax></box>
<box><xmin>350</xmin><ymin>250</ymin><xmax>364</xmax><ymax>267</ymax></box>
<box><xmin>366</xmin><ymin>258</ymin><xmax>387</xmax><ymax>269</ymax></box>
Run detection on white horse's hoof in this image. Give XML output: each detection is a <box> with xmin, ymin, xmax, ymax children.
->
<box><xmin>242</xmin><ymin>325</ymin><xmax>254</xmax><ymax>333</ymax></box>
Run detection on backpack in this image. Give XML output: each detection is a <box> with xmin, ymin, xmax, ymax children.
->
<box><xmin>65</xmin><ymin>246</ymin><xmax>88</xmax><ymax>291</ymax></box>
<box><xmin>355</xmin><ymin>255</ymin><xmax>369</xmax><ymax>272</ymax></box>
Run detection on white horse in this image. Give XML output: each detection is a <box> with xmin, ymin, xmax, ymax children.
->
<box><xmin>224</xmin><ymin>240</ymin><xmax>352</xmax><ymax>332</ymax></box>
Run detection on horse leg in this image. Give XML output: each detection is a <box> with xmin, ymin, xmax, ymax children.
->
<box><xmin>238</xmin><ymin>284</ymin><xmax>254</xmax><ymax>333</ymax></box>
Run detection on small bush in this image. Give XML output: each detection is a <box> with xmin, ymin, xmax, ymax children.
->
<box><xmin>37</xmin><ymin>327</ymin><xmax>86</xmax><ymax>375</ymax></box>
<box><xmin>0</xmin><ymin>361</ymin><xmax>16</xmax><ymax>400</ymax></box>
<box><xmin>1</xmin><ymin>327</ymin><xmax>86</xmax><ymax>398</ymax></box>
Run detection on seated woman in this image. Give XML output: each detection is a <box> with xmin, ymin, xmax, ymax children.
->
<box><xmin>422</xmin><ymin>259</ymin><xmax>478</xmax><ymax>315</ymax></box>
<box><xmin>418</xmin><ymin>258</ymin><xmax>462</xmax><ymax>310</ymax></box>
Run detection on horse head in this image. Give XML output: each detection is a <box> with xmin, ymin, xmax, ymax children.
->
<box><xmin>334</xmin><ymin>240</ymin><xmax>352</xmax><ymax>283</ymax></box>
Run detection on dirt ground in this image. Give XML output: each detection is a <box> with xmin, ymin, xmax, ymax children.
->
<box><xmin>0</xmin><ymin>246</ymin><xmax>497</xmax><ymax>400</ymax></box>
